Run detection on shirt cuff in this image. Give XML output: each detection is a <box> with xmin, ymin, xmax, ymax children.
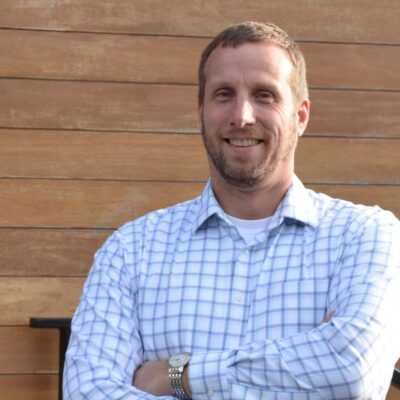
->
<box><xmin>188</xmin><ymin>350</ymin><xmax>231</xmax><ymax>399</ymax></box>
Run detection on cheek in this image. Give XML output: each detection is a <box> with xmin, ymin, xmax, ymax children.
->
<box><xmin>258</xmin><ymin>111</ymin><xmax>282</xmax><ymax>135</ymax></box>
<box><xmin>203</xmin><ymin>102</ymin><xmax>231</xmax><ymax>125</ymax></box>
<box><xmin>267</xmin><ymin>106</ymin><xmax>296</xmax><ymax>130</ymax></box>
<box><xmin>202</xmin><ymin>113</ymin><xmax>224</xmax><ymax>135</ymax></box>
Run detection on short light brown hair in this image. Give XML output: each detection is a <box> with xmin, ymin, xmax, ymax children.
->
<box><xmin>198</xmin><ymin>21</ymin><xmax>308</xmax><ymax>105</ymax></box>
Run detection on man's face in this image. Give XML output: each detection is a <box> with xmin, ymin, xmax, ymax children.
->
<box><xmin>199</xmin><ymin>41</ymin><xmax>309</xmax><ymax>189</ymax></box>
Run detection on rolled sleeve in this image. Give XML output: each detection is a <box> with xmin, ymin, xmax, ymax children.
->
<box><xmin>189</xmin><ymin>350</ymin><xmax>231</xmax><ymax>399</ymax></box>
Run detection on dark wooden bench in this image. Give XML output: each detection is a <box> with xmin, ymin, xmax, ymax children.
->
<box><xmin>30</xmin><ymin>317</ymin><xmax>400</xmax><ymax>400</ymax></box>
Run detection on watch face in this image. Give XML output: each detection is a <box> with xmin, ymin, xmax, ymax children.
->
<box><xmin>169</xmin><ymin>352</ymin><xmax>190</xmax><ymax>368</ymax></box>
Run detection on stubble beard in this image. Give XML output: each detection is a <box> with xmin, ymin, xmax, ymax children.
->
<box><xmin>201</xmin><ymin>119</ymin><xmax>299</xmax><ymax>189</ymax></box>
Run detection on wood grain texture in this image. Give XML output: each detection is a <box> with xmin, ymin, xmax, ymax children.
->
<box><xmin>296</xmin><ymin>138</ymin><xmax>400</xmax><ymax>185</ymax></box>
<box><xmin>0</xmin><ymin>80</ymin><xmax>399</xmax><ymax>137</ymax></box>
<box><xmin>0</xmin><ymin>79</ymin><xmax>198</xmax><ymax>133</ymax></box>
<box><xmin>0</xmin><ymin>129</ymin><xmax>399</xmax><ymax>184</ymax></box>
<box><xmin>0</xmin><ymin>327</ymin><xmax>58</xmax><ymax>373</ymax></box>
<box><xmin>0</xmin><ymin>0</ymin><xmax>399</xmax><ymax>43</ymax></box>
<box><xmin>308</xmin><ymin>90</ymin><xmax>400</xmax><ymax>138</ymax></box>
<box><xmin>0</xmin><ymin>180</ymin><xmax>205</xmax><ymax>228</ymax></box>
<box><xmin>0</xmin><ymin>29</ymin><xmax>204</xmax><ymax>85</ymax></box>
<box><xmin>0</xmin><ymin>277</ymin><xmax>83</xmax><ymax>325</ymax></box>
<box><xmin>0</xmin><ymin>375</ymin><xmax>57</xmax><ymax>400</ymax></box>
<box><xmin>0</xmin><ymin>181</ymin><xmax>398</xmax><ymax>230</ymax></box>
<box><xmin>304</xmin><ymin>43</ymin><xmax>400</xmax><ymax>90</ymax></box>
<box><xmin>0</xmin><ymin>130</ymin><xmax>208</xmax><ymax>181</ymax></box>
<box><xmin>0</xmin><ymin>228</ymin><xmax>109</xmax><ymax>276</ymax></box>
<box><xmin>0</xmin><ymin>30</ymin><xmax>399</xmax><ymax>90</ymax></box>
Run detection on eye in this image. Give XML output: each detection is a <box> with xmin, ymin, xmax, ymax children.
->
<box><xmin>256</xmin><ymin>91</ymin><xmax>275</xmax><ymax>103</ymax></box>
<box><xmin>215</xmin><ymin>89</ymin><xmax>233</xmax><ymax>102</ymax></box>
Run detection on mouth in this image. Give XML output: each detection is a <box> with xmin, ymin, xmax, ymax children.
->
<box><xmin>226</xmin><ymin>138</ymin><xmax>262</xmax><ymax>147</ymax></box>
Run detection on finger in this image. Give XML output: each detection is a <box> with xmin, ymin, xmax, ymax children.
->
<box><xmin>323</xmin><ymin>309</ymin><xmax>336</xmax><ymax>323</ymax></box>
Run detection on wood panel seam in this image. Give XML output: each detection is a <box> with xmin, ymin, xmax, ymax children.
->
<box><xmin>0</xmin><ymin>26</ymin><xmax>399</xmax><ymax>46</ymax></box>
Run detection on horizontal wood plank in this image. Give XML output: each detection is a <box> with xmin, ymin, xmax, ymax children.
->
<box><xmin>0</xmin><ymin>327</ymin><xmax>58</xmax><ymax>373</ymax></box>
<box><xmin>0</xmin><ymin>80</ymin><xmax>399</xmax><ymax>137</ymax></box>
<box><xmin>0</xmin><ymin>180</ymin><xmax>398</xmax><ymax>229</ymax></box>
<box><xmin>0</xmin><ymin>375</ymin><xmax>57</xmax><ymax>400</ymax></box>
<box><xmin>0</xmin><ymin>277</ymin><xmax>83</xmax><ymax>325</ymax></box>
<box><xmin>0</xmin><ymin>228</ymin><xmax>108</xmax><ymax>276</ymax></box>
<box><xmin>304</xmin><ymin>43</ymin><xmax>400</xmax><ymax>90</ymax></box>
<box><xmin>308</xmin><ymin>90</ymin><xmax>400</xmax><ymax>138</ymax></box>
<box><xmin>0</xmin><ymin>30</ymin><xmax>399</xmax><ymax>90</ymax></box>
<box><xmin>0</xmin><ymin>30</ymin><xmax>204</xmax><ymax>85</ymax></box>
<box><xmin>0</xmin><ymin>130</ymin><xmax>399</xmax><ymax>184</ymax></box>
<box><xmin>0</xmin><ymin>0</ymin><xmax>398</xmax><ymax>43</ymax></box>
<box><xmin>0</xmin><ymin>79</ymin><xmax>198</xmax><ymax>133</ymax></box>
<box><xmin>296</xmin><ymin>138</ymin><xmax>400</xmax><ymax>184</ymax></box>
<box><xmin>0</xmin><ymin>130</ymin><xmax>208</xmax><ymax>181</ymax></box>
<box><xmin>0</xmin><ymin>180</ymin><xmax>205</xmax><ymax>228</ymax></box>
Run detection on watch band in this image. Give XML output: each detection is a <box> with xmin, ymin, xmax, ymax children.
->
<box><xmin>168</xmin><ymin>352</ymin><xmax>191</xmax><ymax>400</ymax></box>
<box><xmin>169</xmin><ymin>369</ymin><xmax>191</xmax><ymax>399</ymax></box>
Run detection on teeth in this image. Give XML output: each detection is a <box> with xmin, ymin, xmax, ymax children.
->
<box><xmin>229</xmin><ymin>139</ymin><xmax>260</xmax><ymax>147</ymax></box>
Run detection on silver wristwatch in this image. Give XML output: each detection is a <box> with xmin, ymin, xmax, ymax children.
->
<box><xmin>168</xmin><ymin>352</ymin><xmax>191</xmax><ymax>400</ymax></box>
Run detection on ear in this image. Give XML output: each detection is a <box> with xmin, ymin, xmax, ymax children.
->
<box><xmin>296</xmin><ymin>98</ymin><xmax>310</xmax><ymax>137</ymax></box>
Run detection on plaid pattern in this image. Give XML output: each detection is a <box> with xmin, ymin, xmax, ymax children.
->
<box><xmin>64</xmin><ymin>176</ymin><xmax>400</xmax><ymax>399</ymax></box>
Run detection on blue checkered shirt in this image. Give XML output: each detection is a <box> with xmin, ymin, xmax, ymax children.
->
<box><xmin>64</xmin><ymin>176</ymin><xmax>400</xmax><ymax>399</ymax></box>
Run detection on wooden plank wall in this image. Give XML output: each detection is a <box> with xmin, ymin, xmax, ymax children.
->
<box><xmin>0</xmin><ymin>1</ymin><xmax>399</xmax><ymax>398</ymax></box>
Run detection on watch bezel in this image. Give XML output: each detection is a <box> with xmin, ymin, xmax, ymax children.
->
<box><xmin>169</xmin><ymin>351</ymin><xmax>191</xmax><ymax>368</ymax></box>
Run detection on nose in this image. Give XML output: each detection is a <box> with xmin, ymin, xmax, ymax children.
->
<box><xmin>230</xmin><ymin>98</ymin><xmax>256</xmax><ymax>128</ymax></box>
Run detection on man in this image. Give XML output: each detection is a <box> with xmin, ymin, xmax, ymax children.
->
<box><xmin>63</xmin><ymin>22</ymin><xmax>400</xmax><ymax>399</ymax></box>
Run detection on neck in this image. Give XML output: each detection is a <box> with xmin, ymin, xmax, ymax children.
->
<box><xmin>210</xmin><ymin>171</ymin><xmax>293</xmax><ymax>220</ymax></box>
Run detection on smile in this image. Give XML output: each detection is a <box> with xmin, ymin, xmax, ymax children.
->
<box><xmin>227</xmin><ymin>139</ymin><xmax>262</xmax><ymax>147</ymax></box>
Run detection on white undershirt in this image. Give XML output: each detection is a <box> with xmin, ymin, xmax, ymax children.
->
<box><xmin>226</xmin><ymin>214</ymin><xmax>273</xmax><ymax>243</ymax></box>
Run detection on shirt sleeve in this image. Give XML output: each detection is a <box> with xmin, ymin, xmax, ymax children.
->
<box><xmin>189</xmin><ymin>210</ymin><xmax>400</xmax><ymax>400</ymax></box>
<box><xmin>63</xmin><ymin>230</ymin><xmax>175</xmax><ymax>400</ymax></box>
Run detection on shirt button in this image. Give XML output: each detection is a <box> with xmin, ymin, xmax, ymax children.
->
<box><xmin>235</xmin><ymin>294</ymin><xmax>243</xmax><ymax>303</ymax></box>
<box><xmin>243</xmin><ymin>249</ymin><xmax>249</xmax><ymax>255</ymax></box>
<box><xmin>207</xmin><ymin>389</ymin><xmax>214</xmax><ymax>397</ymax></box>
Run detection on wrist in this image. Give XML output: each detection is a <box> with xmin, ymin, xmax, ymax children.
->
<box><xmin>182</xmin><ymin>367</ymin><xmax>192</xmax><ymax>398</ymax></box>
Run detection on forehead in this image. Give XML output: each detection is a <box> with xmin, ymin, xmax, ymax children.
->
<box><xmin>204</xmin><ymin>41</ymin><xmax>293</xmax><ymax>88</ymax></box>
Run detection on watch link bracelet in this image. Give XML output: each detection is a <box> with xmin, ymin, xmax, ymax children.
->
<box><xmin>168</xmin><ymin>351</ymin><xmax>191</xmax><ymax>400</ymax></box>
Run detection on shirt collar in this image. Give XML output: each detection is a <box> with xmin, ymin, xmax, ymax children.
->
<box><xmin>193</xmin><ymin>180</ymin><xmax>224</xmax><ymax>233</ymax></box>
<box><xmin>272</xmin><ymin>175</ymin><xmax>319</xmax><ymax>229</ymax></box>
<box><xmin>193</xmin><ymin>175</ymin><xmax>319</xmax><ymax>233</ymax></box>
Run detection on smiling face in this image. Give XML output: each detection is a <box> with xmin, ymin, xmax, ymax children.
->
<box><xmin>199</xmin><ymin>41</ymin><xmax>309</xmax><ymax>190</ymax></box>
